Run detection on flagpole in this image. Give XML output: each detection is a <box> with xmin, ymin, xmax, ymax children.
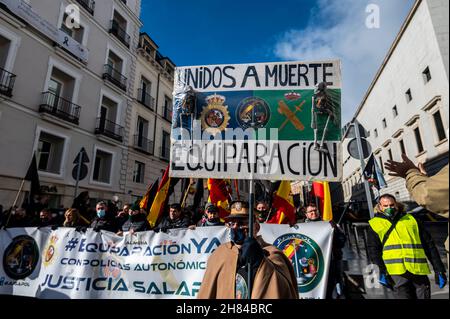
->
<box><xmin>247</xmin><ymin>178</ymin><xmax>254</xmax><ymax>299</ymax></box>
<box><xmin>5</xmin><ymin>179</ymin><xmax>26</xmax><ymax>227</ymax></box>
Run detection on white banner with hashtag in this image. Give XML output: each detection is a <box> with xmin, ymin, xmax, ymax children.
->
<box><xmin>0</xmin><ymin>224</ymin><xmax>332</xmax><ymax>299</ymax></box>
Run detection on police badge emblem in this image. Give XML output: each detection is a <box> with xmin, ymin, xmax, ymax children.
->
<box><xmin>200</xmin><ymin>94</ymin><xmax>230</xmax><ymax>133</ymax></box>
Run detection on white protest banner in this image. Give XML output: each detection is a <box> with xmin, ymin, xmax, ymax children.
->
<box><xmin>171</xmin><ymin>60</ymin><xmax>342</xmax><ymax>181</ymax></box>
<box><xmin>0</xmin><ymin>0</ymin><xmax>89</xmax><ymax>62</ymax></box>
<box><xmin>0</xmin><ymin>223</ymin><xmax>332</xmax><ymax>299</ymax></box>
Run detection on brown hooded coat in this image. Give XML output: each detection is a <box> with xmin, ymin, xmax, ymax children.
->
<box><xmin>197</xmin><ymin>236</ymin><xmax>299</xmax><ymax>299</ymax></box>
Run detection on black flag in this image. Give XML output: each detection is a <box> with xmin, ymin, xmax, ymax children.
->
<box><xmin>24</xmin><ymin>154</ymin><xmax>41</xmax><ymax>199</ymax></box>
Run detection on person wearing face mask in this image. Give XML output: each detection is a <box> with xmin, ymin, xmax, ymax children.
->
<box><xmin>198</xmin><ymin>201</ymin><xmax>298</xmax><ymax>299</ymax></box>
<box><xmin>385</xmin><ymin>153</ymin><xmax>449</xmax><ymax>273</ymax></box>
<box><xmin>197</xmin><ymin>203</ymin><xmax>224</xmax><ymax>227</ymax></box>
<box><xmin>255</xmin><ymin>200</ymin><xmax>270</xmax><ymax>223</ymax></box>
<box><xmin>90</xmin><ymin>201</ymin><xmax>118</xmax><ymax>233</ymax></box>
<box><xmin>367</xmin><ymin>194</ymin><xmax>447</xmax><ymax>299</ymax></box>
<box><xmin>117</xmin><ymin>204</ymin><xmax>150</xmax><ymax>235</ymax></box>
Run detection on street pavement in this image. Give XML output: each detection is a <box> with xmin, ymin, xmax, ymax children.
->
<box><xmin>341</xmin><ymin>221</ymin><xmax>449</xmax><ymax>299</ymax></box>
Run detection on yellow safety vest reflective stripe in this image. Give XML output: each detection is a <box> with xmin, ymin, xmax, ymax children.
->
<box><xmin>369</xmin><ymin>214</ymin><xmax>430</xmax><ymax>275</ymax></box>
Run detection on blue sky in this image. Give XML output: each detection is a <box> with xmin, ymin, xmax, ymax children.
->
<box><xmin>141</xmin><ymin>0</ymin><xmax>415</xmax><ymax>122</ymax></box>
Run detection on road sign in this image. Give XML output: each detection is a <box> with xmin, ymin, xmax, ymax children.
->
<box><xmin>348</xmin><ymin>138</ymin><xmax>371</xmax><ymax>160</ymax></box>
<box><xmin>73</xmin><ymin>147</ymin><xmax>89</xmax><ymax>164</ymax></box>
<box><xmin>73</xmin><ymin>147</ymin><xmax>90</xmax><ymax>198</ymax></box>
<box><xmin>343</xmin><ymin>122</ymin><xmax>369</xmax><ymax>139</ymax></box>
<box><xmin>72</xmin><ymin>164</ymin><xmax>88</xmax><ymax>180</ymax></box>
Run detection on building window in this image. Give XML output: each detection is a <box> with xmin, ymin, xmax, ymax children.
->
<box><xmin>388</xmin><ymin>149</ymin><xmax>393</xmax><ymax>161</ymax></box>
<box><xmin>93</xmin><ymin>149</ymin><xmax>113</xmax><ymax>183</ymax></box>
<box><xmin>399</xmin><ymin>139</ymin><xmax>406</xmax><ymax>155</ymax></box>
<box><xmin>432</xmin><ymin>111</ymin><xmax>447</xmax><ymax>142</ymax></box>
<box><xmin>382</xmin><ymin>118</ymin><xmax>387</xmax><ymax>128</ymax></box>
<box><xmin>161</xmin><ymin>131</ymin><xmax>170</xmax><ymax>160</ymax></box>
<box><xmin>378</xmin><ymin>156</ymin><xmax>384</xmax><ymax>174</ymax></box>
<box><xmin>422</xmin><ymin>66</ymin><xmax>431</xmax><ymax>83</ymax></box>
<box><xmin>163</xmin><ymin>96</ymin><xmax>172</xmax><ymax>121</ymax></box>
<box><xmin>405</xmin><ymin>89</ymin><xmax>412</xmax><ymax>103</ymax></box>
<box><xmin>374</xmin><ymin>129</ymin><xmax>378</xmax><ymax>138</ymax></box>
<box><xmin>133</xmin><ymin>161</ymin><xmax>145</xmax><ymax>184</ymax></box>
<box><xmin>392</xmin><ymin>105</ymin><xmax>398</xmax><ymax>117</ymax></box>
<box><xmin>413</xmin><ymin>127</ymin><xmax>424</xmax><ymax>153</ymax></box>
<box><xmin>37</xmin><ymin>132</ymin><xmax>65</xmax><ymax>174</ymax></box>
<box><xmin>60</xmin><ymin>13</ymin><xmax>85</xmax><ymax>43</ymax></box>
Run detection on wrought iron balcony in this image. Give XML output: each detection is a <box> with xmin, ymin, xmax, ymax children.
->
<box><xmin>39</xmin><ymin>92</ymin><xmax>81</xmax><ymax>124</ymax></box>
<box><xmin>95</xmin><ymin>117</ymin><xmax>124</xmax><ymax>142</ymax></box>
<box><xmin>76</xmin><ymin>0</ymin><xmax>95</xmax><ymax>15</ymax></box>
<box><xmin>133</xmin><ymin>135</ymin><xmax>154</xmax><ymax>154</ymax></box>
<box><xmin>160</xmin><ymin>146</ymin><xmax>170</xmax><ymax>161</ymax></box>
<box><xmin>0</xmin><ymin>67</ymin><xmax>16</xmax><ymax>97</ymax></box>
<box><xmin>109</xmin><ymin>20</ymin><xmax>130</xmax><ymax>48</ymax></box>
<box><xmin>103</xmin><ymin>64</ymin><xmax>127</xmax><ymax>91</ymax></box>
<box><xmin>137</xmin><ymin>89</ymin><xmax>155</xmax><ymax>110</ymax></box>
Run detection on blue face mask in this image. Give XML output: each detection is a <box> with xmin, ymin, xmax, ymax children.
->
<box><xmin>97</xmin><ymin>209</ymin><xmax>106</xmax><ymax>218</ymax></box>
<box><xmin>230</xmin><ymin>228</ymin><xmax>246</xmax><ymax>244</ymax></box>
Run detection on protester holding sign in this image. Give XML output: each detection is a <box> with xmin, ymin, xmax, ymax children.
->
<box><xmin>198</xmin><ymin>201</ymin><xmax>298</xmax><ymax>299</ymax></box>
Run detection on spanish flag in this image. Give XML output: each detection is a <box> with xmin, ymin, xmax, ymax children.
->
<box><xmin>147</xmin><ymin>167</ymin><xmax>171</xmax><ymax>227</ymax></box>
<box><xmin>207</xmin><ymin>179</ymin><xmax>231</xmax><ymax>219</ymax></box>
<box><xmin>311</xmin><ymin>181</ymin><xmax>333</xmax><ymax>221</ymax></box>
<box><xmin>267</xmin><ymin>181</ymin><xmax>296</xmax><ymax>225</ymax></box>
<box><xmin>283</xmin><ymin>239</ymin><xmax>303</xmax><ymax>259</ymax></box>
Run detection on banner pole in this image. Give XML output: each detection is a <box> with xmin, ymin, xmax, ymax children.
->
<box><xmin>247</xmin><ymin>178</ymin><xmax>254</xmax><ymax>299</ymax></box>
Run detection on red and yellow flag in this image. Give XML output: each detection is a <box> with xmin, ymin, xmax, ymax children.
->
<box><xmin>283</xmin><ymin>239</ymin><xmax>303</xmax><ymax>259</ymax></box>
<box><xmin>207</xmin><ymin>179</ymin><xmax>231</xmax><ymax>219</ymax></box>
<box><xmin>147</xmin><ymin>167</ymin><xmax>171</xmax><ymax>227</ymax></box>
<box><xmin>311</xmin><ymin>181</ymin><xmax>333</xmax><ymax>221</ymax></box>
<box><xmin>267</xmin><ymin>181</ymin><xmax>296</xmax><ymax>225</ymax></box>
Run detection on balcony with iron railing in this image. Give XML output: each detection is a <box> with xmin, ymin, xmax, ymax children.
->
<box><xmin>159</xmin><ymin>146</ymin><xmax>170</xmax><ymax>161</ymax></box>
<box><xmin>95</xmin><ymin>117</ymin><xmax>124</xmax><ymax>142</ymax></box>
<box><xmin>137</xmin><ymin>89</ymin><xmax>155</xmax><ymax>110</ymax></box>
<box><xmin>39</xmin><ymin>92</ymin><xmax>81</xmax><ymax>125</ymax></box>
<box><xmin>76</xmin><ymin>0</ymin><xmax>95</xmax><ymax>15</ymax></box>
<box><xmin>103</xmin><ymin>64</ymin><xmax>127</xmax><ymax>91</ymax></box>
<box><xmin>109</xmin><ymin>20</ymin><xmax>130</xmax><ymax>48</ymax></box>
<box><xmin>0</xmin><ymin>67</ymin><xmax>16</xmax><ymax>97</ymax></box>
<box><xmin>133</xmin><ymin>135</ymin><xmax>154</xmax><ymax>154</ymax></box>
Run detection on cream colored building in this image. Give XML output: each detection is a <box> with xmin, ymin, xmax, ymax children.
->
<box><xmin>340</xmin><ymin>0</ymin><xmax>449</xmax><ymax>207</ymax></box>
<box><xmin>124</xmin><ymin>32</ymin><xmax>180</xmax><ymax>204</ymax></box>
<box><xmin>0</xmin><ymin>0</ymin><xmax>144</xmax><ymax>208</ymax></box>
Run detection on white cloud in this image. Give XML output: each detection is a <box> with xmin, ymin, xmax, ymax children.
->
<box><xmin>274</xmin><ymin>0</ymin><xmax>414</xmax><ymax>123</ymax></box>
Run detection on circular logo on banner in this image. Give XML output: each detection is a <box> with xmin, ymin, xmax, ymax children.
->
<box><xmin>274</xmin><ymin>233</ymin><xmax>324</xmax><ymax>293</ymax></box>
<box><xmin>3</xmin><ymin>235</ymin><xmax>40</xmax><ymax>280</ymax></box>
<box><xmin>236</xmin><ymin>97</ymin><xmax>270</xmax><ymax>129</ymax></box>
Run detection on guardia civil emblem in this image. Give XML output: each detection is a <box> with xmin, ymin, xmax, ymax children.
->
<box><xmin>200</xmin><ymin>94</ymin><xmax>230</xmax><ymax>133</ymax></box>
<box><xmin>274</xmin><ymin>233</ymin><xmax>324</xmax><ymax>293</ymax></box>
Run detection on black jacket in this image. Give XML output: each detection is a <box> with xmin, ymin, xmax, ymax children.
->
<box><xmin>90</xmin><ymin>217</ymin><xmax>118</xmax><ymax>233</ymax></box>
<box><xmin>367</xmin><ymin>212</ymin><xmax>446</xmax><ymax>273</ymax></box>
<box><xmin>121</xmin><ymin>214</ymin><xmax>150</xmax><ymax>232</ymax></box>
<box><xmin>154</xmin><ymin>215</ymin><xmax>191</xmax><ymax>232</ymax></box>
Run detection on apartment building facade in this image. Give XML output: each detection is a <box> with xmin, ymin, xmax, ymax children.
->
<box><xmin>0</xmin><ymin>0</ymin><xmax>145</xmax><ymax>208</ymax></box>
<box><xmin>340</xmin><ymin>0</ymin><xmax>449</xmax><ymax>207</ymax></box>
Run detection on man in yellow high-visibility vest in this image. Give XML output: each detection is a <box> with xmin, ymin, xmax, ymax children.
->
<box><xmin>367</xmin><ymin>194</ymin><xmax>447</xmax><ymax>299</ymax></box>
